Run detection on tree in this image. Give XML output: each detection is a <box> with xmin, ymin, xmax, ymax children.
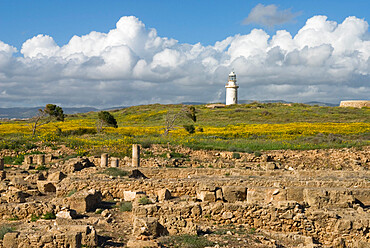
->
<box><xmin>97</xmin><ymin>111</ymin><xmax>118</xmax><ymax>131</ymax></box>
<box><xmin>31</xmin><ymin>104</ymin><xmax>64</xmax><ymax>136</ymax></box>
<box><xmin>164</xmin><ymin>105</ymin><xmax>197</xmax><ymax>135</ymax></box>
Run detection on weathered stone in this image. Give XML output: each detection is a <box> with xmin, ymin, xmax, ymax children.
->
<box><xmin>264</xmin><ymin>162</ymin><xmax>277</xmax><ymax>170</ymax></box>
<box><xmin>111</xmin><ymin>157</ymin><xmax>119</xmax><ymax>167</ymax></box>
<box><xmin>37</xmin><ymin>181</ymin><xmax>56</xmax><ymax>194</ymax></box>
<box><xmin>222</xmin><ymin>186</ymin><xmax>247</xmax><ymax>202</ymax></box>
<box><xmin>127</xmin><ymin>239</ymin><xmax>159</xmax><ymax>248</ymax></box>
<box><xmin>101</xmin><ymin>153</ymin><xmax>108</xmax><ymax>167</ymax></box>
<box><xmin>124</xmin><ymin>190</ymin><xmax>138</xmax><ymax>201</ymax></box>
<box><xmin>69</xmin><ymin>189</ymin><xmax>102</xmax><ymax>213</ymax></box>
<box><xmin>132</xmin><ymin>144</ymin><xmax>140</xmax><ymax>167</ymax></box>
<box><xmin>133</xmin><ymin>217</ymin><xmax>167</xmax><ymax>237</ymax></box>
<box><xmin>36</xmin><ymin>154</ymin><xmax>45</xmax><ymax>165</ymax></box>
<box><xmin>197</xmin><ymin>191</ymin><xmax>216</xmax><ymax>202</ymax></box>
<box><xmin>215</xmin><ymin>188</ymin><xmax>223</xmax><ymax>200</ymax></box>
<box><xmin>3</xmin><ymin>232</ymin><xmax>19</xmax><ymax>248</ymax></box>
<box><xmin>47</xmin><ymin>171</ymin><xmax>67</xmax><ymax>182</ymax></box>
<box><xmin>56</xmin><ymin>209</ymin><xmax>78</xmax><ymax>219</ymax></box>
<box><xmin>67</xmin><ymin>157</ymin><xmax>94</xmax><ymax>172</ymax></box>
<box><xmin>222</xmin><ymin>211</ymin><xmax>233</xmax><ymax>219</ymax></box>
<box><xmin>156</xmin><ymin>188</ymin><xmax>171</xmax><ymax>201</ymax></box>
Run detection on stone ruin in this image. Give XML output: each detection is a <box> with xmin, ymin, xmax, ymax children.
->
<box><xmin>339</xmin><ymin>100</ymin><xmax>370</xmax><ymax>108</ymax></box>
<box><xmin>0</xmin><ymin>144</ymin><xmax>368</xmax><ymax>247</ymax></box>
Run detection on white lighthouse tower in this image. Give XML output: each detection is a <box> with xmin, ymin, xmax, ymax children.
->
<box><xmin>225</xmin><ymin>71</ymin><xmax>239</xmax><ymax>105</ymax></box>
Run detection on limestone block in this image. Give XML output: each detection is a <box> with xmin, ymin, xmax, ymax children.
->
<box><xmin>265</xmin><ymin>188</ymin><xmax>287</xmax><ymax>204</ymax></box>
<box><xmin>247</xmin><ymin>187</ymin><xmax>266</xmax><ymax>204</ymax></box>
<box><xmin>37</xmin><ymin>181</ymin><xmax>56</xmax><ymax>194</ymax></box>
<box><xmin>215</xmin><ymin>188</ymin><xmax>223</xmax><ymax>200</ymax></box>
<box><xmin>156</xmin><ymin>188</ymin><xmax>171</xmax><ymax>201</ymax></box>
<box><xmin>3</xmin><ymin>232</ymin><xmax>19</xmax><ymax>248</ymax></box>
<box><xmin>67</xmin><ymin>225</ymin><xmax>98</xmax><ymax>247</ymax></box>
<box><xmin>56</xmin><ymin>209</ymin><xmax>78</xmax><ymax>219</ymax></box>
<box><xmin>36</xmin><ymin>154</ymin><xmax>45</xmax><ymax>165</ymax></box>
<box><xmin>68</xmin><ymin>189</ymin><xmax>102</xmax><ymax>213</ymax></box>
<box><xmin>286</xmin><ymin>187</ymin><xmax>304</xmax><ymax>202</ymax></box>
<box><xmin>352</xmin><ymin>189</ymin><xmax>370</xmax><ymax>206</ymax></box>
<box><xmin>65</xmin><ymin>232</ymin><xmax>82</xmax><ymax>248</ymax></box>
<box><xmin>222</xmin><ymin>186</ymin><xmax>247</xmax><ymax>203</ymax></box>
<box><xmin>264</xmin><ymin>162</ymin><xmax>277</xmax><ymax>170</ymax></box>
<box><xmin>303</xmin><ymin>189</ymin><xmax>329</xmax><ymax>208</ymax></box>
<box><xmin>111</xmin><ymin>157</ymin><xmax>119</xmax><ymax>167</ymax></box>
<box><xmin>196</xmin><ymin>191</ymin><xmax>216</xmax><ymax>202</ymax></box>
<box><xmin>124</xmin><ymin>190</ymin><xmax>137</xmax><ymax>201</ymax></box>
<box><xmin>127</xmin><ymin>239</ymin><xmax>159</xmax><ymax>248</ymax></box>
<box><xmin>133</xmin><ymin>217</ymin><xmax>166</xmax><ymax>237</ymax></box>
<box><xmin>47</xmin><ymin>171</ymin><xmax>67</xmax><ymax>182</ymax></box>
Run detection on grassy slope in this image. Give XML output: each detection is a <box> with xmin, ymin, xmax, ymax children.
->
<box><xmin>69</xmin><ymin>102</ymin><xmax>369</xmax><ymax>127</ymax></box>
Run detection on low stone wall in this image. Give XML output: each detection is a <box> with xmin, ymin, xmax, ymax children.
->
<box><xmin>1</xmin><ymin>224</ymin><xmax>97</xmax><ymax>248</ymax></box>
<box><xmin>134</xmin><ymin>201</ymin><xmax>370</xmax><ymax>246</ymax></box>
<box><xmin>340</xmin><ymin>100</ymin><xmax>370</xmax><ymax>108</ymax></box>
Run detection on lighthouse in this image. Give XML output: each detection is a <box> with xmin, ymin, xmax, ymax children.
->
<box><xmin>225</xmin><ymin>71</ymin><xmax>239</xmax><ymax>105</ymax></box>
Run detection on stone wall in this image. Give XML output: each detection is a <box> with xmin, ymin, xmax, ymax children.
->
<box><xmin>340</xmin><ymin>100</ymin><xmax>370</xmax><ymax>108</ymax></box>
<box><xmin>134</xmin><ymin>201</ymin><xmax>370</xmax><ymax>246</ymax></box>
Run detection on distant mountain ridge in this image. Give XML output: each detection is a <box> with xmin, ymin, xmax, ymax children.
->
<box><xmin>0</xmin><ymin>107</ymin><xmax>99</xmax><ymax>119</ymax></box>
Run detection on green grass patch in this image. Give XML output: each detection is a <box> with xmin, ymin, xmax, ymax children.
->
<box><xmin>66</xmin><ymin>188</ymin><xmax>77</xmax><ymax>197</ymax></box>
<box><xmin>101</xmin><ymin>168</ymin><xmax>128</xmax><ymax>177</ymax></box>
<box><xmin>30</xmin><ymin>214</ymin><xmax>40</xmax><ymax>222</ymax></box>
<box><xmin>0</xmin><ymin>226</ymin><xmax>14</xmax><ymax>240</ymax></box>
<box><xmin>138</xmin><ymin>196</ymin><xmax>152</xmax><ymax>205</ymax></box>
<box><xmin>159</xmin><ymin>234</ymin><xmax>214</xmax><ymax>248</ymax></box>
<box><xmin>41</xmin><ymin>212</ymin><xmax>56</xmax><ymax>220</ymax></box>
<box><xmin>118</xmin><ymin>201</ymin><xmax>132</xmax><ymax>212</ymax></box>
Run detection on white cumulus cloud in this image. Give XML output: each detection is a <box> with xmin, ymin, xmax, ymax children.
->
<box><xmin>0</xmin><ymin>15</ymin><xmax>369</xmax><ymax>107</ymax></box>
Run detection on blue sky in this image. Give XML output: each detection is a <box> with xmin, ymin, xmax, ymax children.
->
<box><xmin>0</xmin><ymin>1</ymin><xmax>369</xmax><ymax>107</ymax></box>
<box><xmin>1</xmin><ymin>0</ymin><xmax>368</xmax><ymax>49</ymax></box>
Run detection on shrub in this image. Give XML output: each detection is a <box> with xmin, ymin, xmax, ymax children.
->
<box><xmin>138</xmin><ymin>196</ymin><xmax>152</xmax><ymax>205</ymax></box>
<box><xmin>183</xmin><ymin>124</ymin><xmax>195</xmax><ymax>134</ymax></box>
<box><xmin>98</xmin><ymin>111</ymin><xmax>118</xmax><ymax>128</ymax></box>
<box><xmin>232</xmin><ymin>152</ymin><xmax>241</xmax><ymax>159</ymax></box>
<box><xmin>42</xmin><ymin>212</ymin><xmax>56</xmax><ymax>220</ymax></box>
<box><xmin>119</xmin><ymin>201</ymin><xmax>132</xmax><ymax>212</ymax></box>
<box><xmin>30</xmin><ymin>214</ymin><xmax>40</xmax><ymax>222</ymax></box>
<box><xmin>0</xmin><ymin>226</ymin><xmax>13</xmax><ymax>240</ymax></box>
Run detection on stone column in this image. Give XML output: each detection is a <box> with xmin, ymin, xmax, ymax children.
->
<box><xmin>132</xmin><ymin>144</ymin><xmax>140</xmax><ymax>167</ymax></box>
<box><xmin>111</xmin><ymin>158</ymin><xmax>119</xmax><ymax>168</ymax></box>
<box><xmin>24</xmin><ymin>155</ymin><xmax>33</xmax><ymax>165</ymax></box>
<box><xmin>37</xmin><ymin>154</ymin><xmax>45</xmax><ymax>165</ymax></box>
<box><xmin>101</xmin><ymin>153</ymin><xmax>108</xmax><ymax>167</ymax></box>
